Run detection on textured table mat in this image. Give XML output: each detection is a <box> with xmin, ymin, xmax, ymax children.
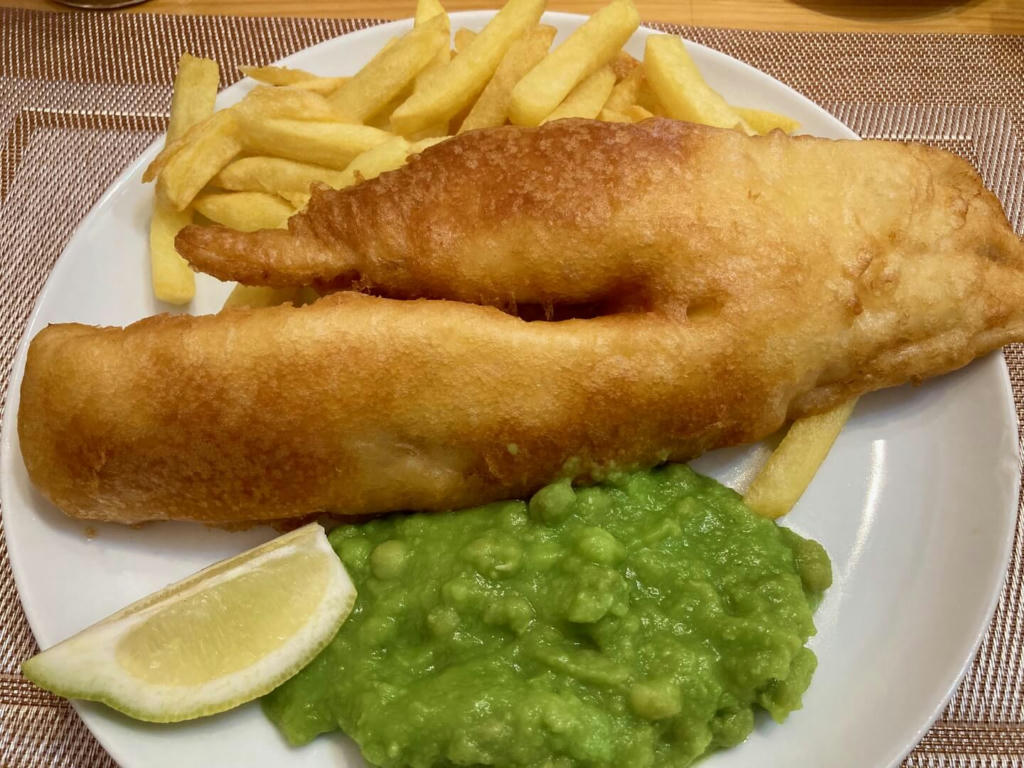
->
<box><xmin>1</xmin><ymin>8</ymin><xmax>1023</xmax><ymax>767</ymax></box>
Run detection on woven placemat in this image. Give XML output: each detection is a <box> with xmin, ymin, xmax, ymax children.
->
<box><xmin>1</xmin><ymin>8</ymin><xmax>1023</xmax><ymax>767</ymax></box>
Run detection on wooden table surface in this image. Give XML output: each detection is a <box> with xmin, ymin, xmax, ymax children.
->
<box><xmin>9</xmin><ymin>0</ymin><xmax>1024</xmax><ymax>34</ymax></box>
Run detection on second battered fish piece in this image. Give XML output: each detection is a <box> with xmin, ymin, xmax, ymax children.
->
<box><xmin>177</xmin><ymin>119</ymin><xmax>1024</xmax><ymax>323</ymax></box>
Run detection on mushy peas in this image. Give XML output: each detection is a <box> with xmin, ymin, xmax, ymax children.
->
<box><xmin>263</xmin><ymin>464</ymin><xmax>831</xmax><ymax>767</ymax></box>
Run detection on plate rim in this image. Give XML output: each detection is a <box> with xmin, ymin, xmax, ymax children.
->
<box><xmin>0</xmin><ymin>11</ymin><xmax>1017</xmax><ymax>768</ymax></box>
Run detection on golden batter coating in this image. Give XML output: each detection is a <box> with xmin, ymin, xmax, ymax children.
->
<box><xmin>18</xmin><ymin>120</ymin><xmax>1024</xmax><ymax>524</ymax></box>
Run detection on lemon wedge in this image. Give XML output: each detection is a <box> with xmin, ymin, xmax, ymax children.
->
<box><xmin>21</xmin><ymin>522</ymin><xmax>356</xmax><ymax>722</ymax></box>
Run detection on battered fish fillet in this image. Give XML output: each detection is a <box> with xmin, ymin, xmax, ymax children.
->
<box><xmin>18</xmin><ymin>119</ymin><xmax>1024</xmax><ymax>525</ymax></box>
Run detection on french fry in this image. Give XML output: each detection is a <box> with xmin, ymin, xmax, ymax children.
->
<box><xmin>193</xmin><ymin>191</ymin><xmax>295</xmax><ymax>231</ymax></box>
<box><xmin>157</xmin><ymin>110</ymin><xmax>242</xmax><ymax>211</ymax></box>
<box><xmin>411</xmin><ymin>1</ymin><xmax>454</xmax><ymax>140</ymax></box>
<box><xmin>348</xmin><ymin>36</ymin><xmax>422</xmax><ymax>128</ymax></box>
<box><xmin>734</xmin><ymin>105</ymin><xmax>801</xmax><ymax>135</ymax></box>
<box><xmin>260</xmin><ymin>136</ymin><xmax>448</xmax><ymax>198</ymax></box>
<box><xmin>597</xmin><ymin>107</ymin><xmax>630</xmax><ymax>122</ymax></box>
<box><xmin>239</xmin><ymin>65</ymin><xmax>321</xmax><ymax>86</ymax></box>
<box><xmin>744</xmin><ymin>398</ymin><xmax>858</xmax><ymax>519</ymax></box>
<box><xmin>240</xmin><ymin>117</ymin><xmax>391</xmax><ymax>169</ymax></box>
<box><xmin>415</xmin><ymin>0</ymin><xmax>451</xmax><ymax>70</ymax></box>
<box><xmin>408</xmin><ymin>65</ymin><xmax>453</xmax><ymax>138</ymax></box>
<box><xmin>624</xmin><ymin>104</ymin><xmax>653</xmax><ymax>121</ymax></box>
<box><xmin>144</xmin><ymin>63</ymin><xmax>226</xmax><ymax>183</ymax></box>
<box><xmin>635</xmin><ymin>77</ymin><xmax>665</xmax><ymax>115</ymax></box>
<box><xmin>415</xmin><ymin>48</ymin><xmax>452</xmax><ymax>86</ymax></box>
<box><xmin>408</xmin><ymin>136</ymin><xmax>449</xmax><ymax>154</ymax></box>
<box><xmin>149</xmin><ymin>203</ymin><xmax>196</xmax><ymax>305</ymax></box>
<box><xmin>543</xmin><ymin>65</ymin><xmax>616</xmax><ymax>122</ymax></box>
<box><xmin>368</xmin><ymin>87</ymin><xmax>413</xmax><ymax>130</ymax></box>
<box><xmin>453</xmin><ymin>27</ymin><xmax>477</xmax><ymax>54</ymax></box>
<box><xmin>144</xmin><ymin>114</ymin><xmax>208</xmax><ymax>183</ymax></box>
<box><xmin>415</xmin><ymin>0</ymin><xmax>446</xmax><ymax>24</ymax></box>
<box><xmin>459</xmin><ymin>25</ymin><xmax>556</xmax><ymax>133</ymax></box>
<box><xmin>405</xmin><ymin>122</ymin><xmax>451</xmax><ymax>141</ymax></box>
<box><xmin>509</xmin><ymin>0</ymin><xmax>640</xmax><ymax>127</ymax></box>
<box><xmin>148</xmin><ymin>53</ymin><xmax>219</xmax><ymax>304</ymax></box>
<box><xmin>286</xmin><ymin>76</ymin><xmax>350</xmax><ymax>95</ymax></box>
<box><xmin>335</xmin><ymin>135</ymin><xmax>412</xmax><ymax>188</ymax></box>
<box><xmin>643</xmin><ymin>35</ymin><xmax>749</xmax><ymax>131</ymax></box>
<box><xmin>280</xmin><ymin>191</ymin><xmax>312</xmax><ymax>209</ymax></box>
<box><xmin>167</xmin><ymin>54</ymin><xmax>219</xmax><ymax>142</ymax></box>
<box><xmin>221</xmin><ymin>284</ymin><xmax>306</xmax><ymax>310</ymax></box>
<box><xmin>214</xmin><ymin>156</ymin><xmax>348</xmax><ymax>196</ymax></box>
<box><xmin>390</xmin><ymin>0</ymin><xmax>546</xmax><ymax>135</ymax></box>
<box><xmin>236</xmin><ymin>86</ymin><xmax>344</xmax><ymax>121</ymax></box>
<box><xmin>604</xmin><ymin>63</ymin><xmax>643</xmax><ymax>113</ymax></box>
<box><xmin>328</xmin><ymin>13</ymin><xmax>449</xmax><ymax>124</ymax></box>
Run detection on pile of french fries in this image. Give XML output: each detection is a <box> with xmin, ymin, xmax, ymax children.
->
<box><xmin>143</xmin><ymin>0</ymin><xmax>846</xmax><ymax>518</ymax></box>
<box><xmin>143</xmin><ymin>0</ymin><xmax>797</xmax><ymax>307</ymax></box>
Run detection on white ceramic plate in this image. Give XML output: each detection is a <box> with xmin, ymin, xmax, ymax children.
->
<box><xmin>1</xmin><ymin>11</ymin><xmax>1019</xmax><ymax>768</ymax></box>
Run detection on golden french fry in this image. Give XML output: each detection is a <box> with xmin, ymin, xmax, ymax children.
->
<box><xmin>236</xmin><ymin>86</ymin><xmax>343</xmax><ymax>121</ymax></box>
<box><xmin>390</xmin><ymin>0</ymin><xmax>546</xmax><ymax>135</ymax></box>
<box><xmin>157</xmin><ymin>110</ymin><xmax>242</xmax><ymax>210</ymax></box>
<box><xmin>459</xmin><ymin>25</ymin><xmax>556</xmax><ymax>133</ymax></box>
<box><xmin>407</xmin><ymin>68</ymin><xmax>452</xmax><ymax>139</ymax></box>
<box><xmin>167</xmin><ymin>54</ymin><xmax>219</xmax><ymax>142</ymax></box>
<box><xmin>417</xmin><ymin>49</ymin><xmax>452</xmax><ymax>91</ymax></box>
<box><xmin>643</xmin><ymin>35</ymin><xmax>749</xmax><ymax>131</ymax></box>
<box><xmin>597</xmin><ymin>107</ymin><xmax>630</xmax><ymax>122</ymax></box>
<box><xmin>193</xmin><ymin>191</ymin><xmax>295</xmax><ymax>231</ymax></box>
<box><xmin>329</xmin><ymin>13</ymin><xmax>449</xmax><ymax>124</ymax></box>
<box><xmin>415</xmin><ymin>0</ymin><xmax>451</xmax><ymax>71</ymax></box>
<box><xmin>415</xmin><ymin>0</ymin><xmax>446</xmax><ymax>24</ymax></box>
<box><xmin>330</xmin><ymin>135</ymin><xmax>449</xmax><ymax>190</ymax></box>
<box><xmin>604</xmin><ymin>63</ymin><xmax>643</xmax><ymax>113</ymax></box>
<box><xmin>149</xmin><ymin>203</ymin><xmax>195</xmax><ymax>305</ymax></box>
<box><xmin>624</xmin><ymin>104</ymin><xmax>653</xmax><ymax>121</ymax></box>
<box><xmin>744</xmin><ymin>399</ymin><xmax>858</xmax><ymax>519</ymax></box>
<box><xmin>335</xmin><ymin>135</ymin><xmax>411</xmax><ymax>187</ymax></box>
<box><xmin>144</xmin><ymin>62</ymin><xmax>223</xmax><ymax>183</ymax></box>
<box><xmin>239</xmin><ymin>65</ymin><xmax>321</xmax><ymax>86</ymax></box>
<box><xmin>348</xmin><ymin>34</ymin><xmax>401</xmax><ymax>105</ymax></box>
<box><xmin>286</xmin><ymin>76</ymin><xmax>351</xmax><ymax>95</ymax></box>
<box><xmin>417</xmin><ymin>48</ymin><xmax>452</xmax><ymax>82</ymax></box>
<box><xmin>148</xmin><ymin>53</ymin><xmax>219</xmax><ymax>303</ymax></box>
<box><xmin>734</xmin><ymin>105</ymin><xmax>801</xmax><ymax>135</ymax></box>
<box><xmin>635</xmin><ymin>77</ymin><xmax>665</xmax><ymax>115</ymax></box>
<box><xmin>280</xmin><ymin>191</ymin><xmax>312</xmax><ymax>209</ymax></box>
<box><xmin>509</xmin><ymin>0</ymin><xmax>640</xmax><ymax>127</ymax></box>
<box><xmin>453</xmin><ymin>27</ymin><xmax>477</xmax><ymax>54</ymax></box>
<box><xmin>543</xmin><ymin>65</ymin><xmax>615</xmax><ymax>122</ymax></box>
<box><xmin>408</xmin><ymin>136</ymin><xmax>449</xmax><ymax>154</ymax></box>
<box><xmin>221</xmin><ymin>284</ymin><xmax>306</xmax><ymax>310</ymax></box>
<box><xmin>405</xmin><ymin>122</ymin><xmax>452</xmax><ymax>141</ymax></box>
<box><xmin>368</xmin><ymin>86</ymin><xmax>414</xmax><ymax>130</ymax></box>
<box><xmin>240</xmin><ymin>117</ymin><xmax>391</xmax><ymax>169</ymax></box>
<box><xmin>214</xmin><ymin>156</ymin><xmax>348</xmax><ymax>196</ymax></box>
<box><xmin>347</xmin><ymin>36</ymin><xmax>410</xmax><ymax>124</ymax></box>
<box><xmin>144</xmin><ymin>119</ymin><xmax>200</xmax><ymax>183</ymax></box>
<box><xmin>410</xmin><ymin>2</ymin><xmax>454</xmax><ymax>139</ymax></box>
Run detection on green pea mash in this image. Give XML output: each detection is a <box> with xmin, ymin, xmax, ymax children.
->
<box><xmin>263</xmin><ymin>464</ymin><xmax>831</xmax><ymax>767</ymax></box>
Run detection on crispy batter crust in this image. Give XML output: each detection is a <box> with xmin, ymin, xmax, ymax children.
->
<box><xmin>19</xmin><ymin>120</ymin><xmax>1024</xmax><ymax>524</ymax></box>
